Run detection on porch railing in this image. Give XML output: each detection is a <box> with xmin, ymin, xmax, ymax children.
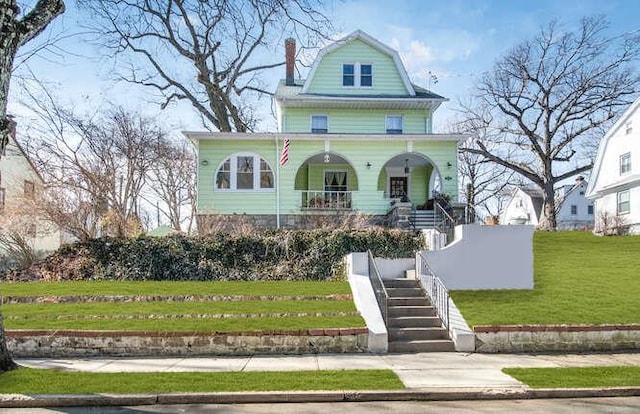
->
<box><xmin>301</xmin><ymin>190</ymin><xmax>352</xmax><ymax>210</ymax></box>
<box><xmin>434</xmin><ymin>200</ymin><xmax>456</xmax><ymax>244</ymax></box>
<box><xmin>367</xmin><ymin>250</ymin><xmax>388</xmax><ymax>325</ymax></box>
<box><xmin>416</xmin><ymin>252</ymin><xmax>450</xmax><ymax>331</ymax></box>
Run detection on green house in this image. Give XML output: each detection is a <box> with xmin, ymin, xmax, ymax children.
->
<box><xmin>186</xmin><ymin>30</ymin><xmax>465</xmax><ymax>229</ymax></box>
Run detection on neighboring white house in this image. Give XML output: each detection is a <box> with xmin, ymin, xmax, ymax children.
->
<box><xmin>502</xmin><ymin>177</ymin><xmax>594</xmax><ymax>229</ymax></box>
<box><xmin>0</xmin><ymin>119</ymin><xmax>61</xmax><ymax>260</ymax></box>
<box><xmin>586</xmin><ymin>97</ymin><xmax>640</xmax><ymax>235</ymax></box>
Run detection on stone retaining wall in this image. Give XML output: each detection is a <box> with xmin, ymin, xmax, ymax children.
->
<box><xmin>7</xmin><ymin>328</ymin><xmax>369</xmax><ymax>357</ymax></box>
<box><xmin>474</xmin><ymin>324</ymin><xmax>640</xmax><ymax>353</ymax></box>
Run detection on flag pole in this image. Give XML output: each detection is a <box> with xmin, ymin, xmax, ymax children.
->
<box><xmin>275</xmin><ymin>134</ymin><xmax>281</xmax><ymax>229</ymax></box>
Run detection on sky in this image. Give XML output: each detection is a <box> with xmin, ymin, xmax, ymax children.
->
<box><xmin>8</xmin><ymin>0</ymin><xmax>640</xmax><ymax>135</ymax></box>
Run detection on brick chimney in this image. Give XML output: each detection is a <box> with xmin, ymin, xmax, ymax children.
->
<box><xmin>285</xmin><ymin>38</ymin><xmax>296</xmax><ymax>86</ymax></box>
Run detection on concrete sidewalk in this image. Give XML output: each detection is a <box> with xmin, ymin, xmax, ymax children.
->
<box><xmin>16</xmin><ymin>352</ymin><xmax>640</xmax><ymax>389</ymax></box>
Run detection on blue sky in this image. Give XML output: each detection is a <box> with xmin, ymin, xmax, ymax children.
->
<box><xmin>9</xmin><ymin>0</ymin><xmax>640</xmax><ymax>133</ymax></box>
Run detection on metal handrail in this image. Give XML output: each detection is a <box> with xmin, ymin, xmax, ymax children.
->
<box><xmin>434</xmin><ymin>201</ymin><xmax>455</xmax><ymax>243</ymax></box>
<box><xmin>367</xmin><ymin>250</ymin><xmax>388</xmax><ymax>325</ymax></box>
<box><xmin>416</xmin><ymin>252</ymin><xmax>450</xmax><ymax>331</ymax></box>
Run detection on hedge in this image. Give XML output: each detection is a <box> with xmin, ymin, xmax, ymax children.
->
<box><xmin>10</xmin><ymin>229</ymin><xmax>424</xmax><ymax>281</ymax></box>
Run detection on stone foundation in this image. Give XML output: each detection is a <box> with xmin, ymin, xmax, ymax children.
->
<box><xmin>7</xmin><ymin>328</ymin><xmax>369</xmax><ymax>357</ymax></box>
<box><xmin>197</xmin><ymin>213</ymin><xmax>386</xmax><ymax>231</ymax></box>
<box><xmin>474</xmin><ymin>324</ymin><xmax>640</xmax><ymax>353</ymax></box>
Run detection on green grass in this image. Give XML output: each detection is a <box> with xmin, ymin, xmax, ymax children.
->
<box><xmin>450</xmin><ymin>232</ymin><xmax>640</xmax><ymax>326</ymax></box>
<box><xmin>3</xmin><ymin>315</ymin><xmax>365</xmax><ymax>331</ymax></box>
<box><xmin>0</xmin><ymin>368</ymin><xmax>404</xmax><ymax>394</ymax></box>
<box><xmin>503</xmin><ymin>366</ymin><xmax>640</xmax><ymax>388</ymax></box>
<box><xmin>0</xmin><ymin>280</ymin><xmax>351</xmax><ymax>297</ymax></box>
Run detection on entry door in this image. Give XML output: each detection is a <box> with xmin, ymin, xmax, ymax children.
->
<box><xmin>390</xmin><ymin>176</ymin><xmax>408</xmax><ymax>199</ymax></box>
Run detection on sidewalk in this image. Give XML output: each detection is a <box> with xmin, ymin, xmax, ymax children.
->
<box><xmin>16</xmin><ymin>352</ymin><xmax>640</xmax><ymax>389</ymax></box>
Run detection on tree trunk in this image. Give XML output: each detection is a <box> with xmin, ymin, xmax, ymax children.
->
<box><xmin>541</xmin><ymin>182</ymin><xmax>557</xmax><ymax>230</ymax></box>
<box><xmin>0</xmin><ymin>313</ymin><xmax>16</xmax><ymax>372</ymax></box>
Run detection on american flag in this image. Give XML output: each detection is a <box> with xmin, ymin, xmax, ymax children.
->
<box><xmin>279</xmin><ymin>137</ymin><xmax>290</xmax><ymax>166</ymax></box>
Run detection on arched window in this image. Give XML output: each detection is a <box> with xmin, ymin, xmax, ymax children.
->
<box><xmin>215</xmin><ymin>153</ymin><xmax>274</xmax><ymax>191</ymax></box>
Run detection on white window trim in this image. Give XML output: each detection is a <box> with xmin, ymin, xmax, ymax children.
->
<box><xmin>620</xmin><ymin>152</ymin><xmax>631</xmax><ymax>175</ymax></box>
<box><xmin>385</xmin><ymin>115</ymin><xmax>404</xmax><ymax>134</ymax></box>
<box><xmin>342</xmin><ymin>62</ymin><xmax>374</xmax><ymax>88</ymax></box>
<box><xmin>215</xmin><ymin>152</ymin><xmax>275</xmax><ymax>192</ymax></box>
<box><xmin>310</xmin><ymin>114</ymin><xmax>329</xmax><ymax>133</ymax></box>
<box><xmin>617</xmin><ymin>190</ymin><xmax>630</xmax><ymax>215</ymax></box>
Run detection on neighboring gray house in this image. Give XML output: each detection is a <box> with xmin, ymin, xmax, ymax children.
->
<box><xmin>502</xmin><ymin>177</ymin><xmax>594</xmax><ymax>229</ymax></box>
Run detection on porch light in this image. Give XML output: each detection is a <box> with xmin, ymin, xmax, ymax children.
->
<box><xmin>366</xmin><ymin>162</ymin><xmax>372</xmax><ymax>169</ymax></box>
<box><xmin>444</xmin><ymin>176</ymin><xmax>453</xmax><ymax>181</ymax></box>
<box><xmin>201</xmin><ymin>159</ymin><xmax>209</xmax><ymax>166</ymax></box>
<box><xmin>447</xmin><ymin>161</ymin><xmax>453</xmax><ymax>169</ymax></box>
<box><xmin>324</xmin><ymin>153</ymin><xmax>331</xmax><ymax>163</ymax></box>
<box><xmin>404</xmin><ymin>159</ymin><xmax>410</xmax><ymax>174</ymax></box>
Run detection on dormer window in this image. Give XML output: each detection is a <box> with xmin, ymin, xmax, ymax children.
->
<box><xmin>342</xmin><ymin>64</ymin><xmax>355</xmax><ymax>86</ymax></box>
<box><xmin>360</xmin><ymin>64</ymin><xmax>372</xmax><ymax>86</ymax></box>
<box><xmin>342</xmin><ymin>63</ymin><xmax>373</xmax><ymax>87</ymax></box>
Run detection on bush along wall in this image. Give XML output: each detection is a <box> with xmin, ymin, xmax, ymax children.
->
<box><xmin>9</xmin><ymin>229</ymin><xmax>424</xmax><ymax>282</ymax></box>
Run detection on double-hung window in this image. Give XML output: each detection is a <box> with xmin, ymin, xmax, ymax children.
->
<box><xmin>617</xmin><ymin>190</ymin><xmax>630</xmax><ymax>215</ymax></box>
<box><xmin>360</xmin><ymin>64</ymin><xmax>372</xmax><ymax>86</ymax></box>
<box><xmin>620</xmin><ymin>152</ymin><xmax>631</xmax><ymax>175</ymax></box>
<box><xmin>24</xmin><ymin>180</ymin><xmax>35</xmax><ymax>198</ymax></box>
<box><xmin>0</xmin><ymin>187</ymin><xmax>5</xmax><ymax>210</ymax></box>
<box><xmin>342</xmin><ymin>63</ymin><xmax>373</xmax><ymax>87</ymax></box>
<box><xmin>386</xmin><ymin>115</ymin><xmax>403</xmax><ymax>134</ymax></box>
<box><xmin>216</xmin><ymin>153</ymin><xmax>274</xmax><ymax>191</ymax></box>
<box><xmin>342</xmin><ymin>64</ymin><xmax>355</xmax><ymax>87</ymax></box>
<box><xmin>311</xmin><ymin>115</ymin><xmax>328</xmax><ymax>133</ymax></box>
<box><xmin>570</xmin><ymin>205</ymin><xmax>577</xmax><ymax>215</ymax></box>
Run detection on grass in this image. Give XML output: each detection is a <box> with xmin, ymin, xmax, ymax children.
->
<box><xmin>0</xmin><ymin>368</ymin><xmax>404</xmax><ymax>394</ymax></box>
<box><xmin>1</xmin><ymin>281</ymin><xmax>364</xmax><ymax>332</ymax></box>
<box><xmin>503</xmin><ymin>366</ymin><xmax>640</xmax><ymax>388</ymax></box>
<box><xmin>3</xmin><ymin>315</ymin><xmax>365</xmax><ymax>331</ymax></box>
<box><xmin>0</xmin><ymin>280</ymin><xmax>352</xmax><ymax>297</ymax></box>
<box><xmin>450</xmin><ymin>231</ymin><xmax>640</xmax><ymax>326</ymax></box>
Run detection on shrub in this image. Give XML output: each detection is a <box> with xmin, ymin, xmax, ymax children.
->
<box><xmin>4</xmin><ymin>229</ymin><xmax>424</xmax><ymax>282</ymax></box>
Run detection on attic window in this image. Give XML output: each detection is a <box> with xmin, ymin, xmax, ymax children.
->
<box><xmin>620</xmin><ymin>152</ymin><xmax>631</xmax><ymax>175</ymax></box>
<box><xmin>626</xmin><ymin>121</ymin><xmax>633</xmax><ymax>135</ymax></box>
<box><xmin>342</xmin><ymin>64</ymin><xmax>355</xmax><ymax>86</ymax></box>
<box><xmin>342</xmin><ymin>63</ymin><xmax>373</xmax><ymax>87</ymax></box>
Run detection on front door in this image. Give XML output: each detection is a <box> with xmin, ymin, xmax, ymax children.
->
<box><xmin>390</xmin><ymin>176</ymin><xmax>408</xmax><ymax>200</ymax></box>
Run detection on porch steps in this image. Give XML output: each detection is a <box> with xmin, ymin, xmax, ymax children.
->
<box><xmin>410</xmin><ymin>210</ymin><xmax>437</xmax><ymax>230</ymax></box>
<box><xmin>383</xmin><ymin>278</ymin><xmax>454</xmax><ymax>353</ymax></box>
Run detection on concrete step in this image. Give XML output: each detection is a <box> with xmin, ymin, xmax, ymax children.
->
<box><xmin>385</xmin><ymin>287</ymin><xmax>424</xmax><ymax>298</ymax></box>
<box><xmin>388</xmin><ymin>306</ymin><xmax>436</xmax><ymax>318</ymax></box>
<box><xmin>383</xmin><ymin>279</ymin><xmax>420</xmax><ymax>289</ymax></box>
<box><xmin>388</xmin><ymin>327</ymin><xmax>449</xmax><ymax>341</ymax></box>
<box><xmin>387</xmin><ymin>316</ymin><xmax>442</xmax><ymax>328</ymax></box>
<box><xmin>388</xmin><ymin>339</ymin><xmax>455</xmax><ymax>353</ymax></box>
<box><xmin>387</xmin><ymin>297</ymin><xmax>429</xmax><ymax>307</ymax></box>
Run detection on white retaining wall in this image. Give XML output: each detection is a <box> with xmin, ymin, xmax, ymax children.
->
<box><xmin>421</xmin><ymin>224</ymin><xmax>534</xmax><ymax>290</ymax></box>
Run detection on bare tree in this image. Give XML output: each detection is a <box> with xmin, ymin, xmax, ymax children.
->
<box><xmin>145</xmin><ymin>139</ymin><xmax>196</xmax><ymax>233</ymax></box>
<box><xmin>460</xmin><ymin>16</ymin><xmax>640</xmax><ymax>230</ymax></box>
<box><xmin>78</xmin><ymin>0</ymin><xmax>331</xmax><ymax>132</ymax></box>
<box><xmin>0</xmin><ymin>0</ymin><xmax>66</xmax><ymax>374</ymax></box>
<box><xmin>27</xmin><ymin>102</ymin><xmax>164</xmax><ymax>238</ymax></box>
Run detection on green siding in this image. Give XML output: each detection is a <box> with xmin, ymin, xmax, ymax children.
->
<box><xmin>283</xmin><ymin>108</ymin><xmax>432</xmax><ymax>134</ymax></box>
<box><xmin>306</xmin><ymin>39</ymin><xmax>408</xmax><ymax>95</ymax></box>
<box><xmin>197</xmin><ymin>139</ymin><xmax>458</xmax><ymax>215</ymax></box>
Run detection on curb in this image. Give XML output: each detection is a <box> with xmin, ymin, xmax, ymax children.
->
<box><xmin>2</xmin><ymin>387</ymin><xmax>640</xmax><ymax>408</ymax></box>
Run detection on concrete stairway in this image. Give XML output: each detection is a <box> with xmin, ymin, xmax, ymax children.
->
<box><xmin>410</xmin><ymin>210</ymin><xmax>437</xmax><ymax>230</ymax></box>
<box><xmin>384</xmin><ymin>278</ymin><xmax>454</xmax><ymax>353</ymax></box>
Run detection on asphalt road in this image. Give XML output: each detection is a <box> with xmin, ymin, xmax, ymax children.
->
<box><xmin>1</xmin><ymin>397</ymin><xmax>640</xmax><ymax>414</ymax></box>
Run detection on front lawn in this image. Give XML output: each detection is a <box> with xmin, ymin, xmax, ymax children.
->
<box><xmin>503</xmin><ymin>366</ymin><xmax>640</xmax><ymax>388</ymax></box>
<box><xmin>0</xmin><ymin>368</ymin><xmax>404</xmax><ymax>393</ymax></box>
<box><xmin>1</xmin><ymin>281</ymin><xmax>364</xmax><ymax>332</ymax></box>
<box><xmin>450</xmin><ymin>231</ymin><xmax>640</xmax><ymax>326</ymax></box>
